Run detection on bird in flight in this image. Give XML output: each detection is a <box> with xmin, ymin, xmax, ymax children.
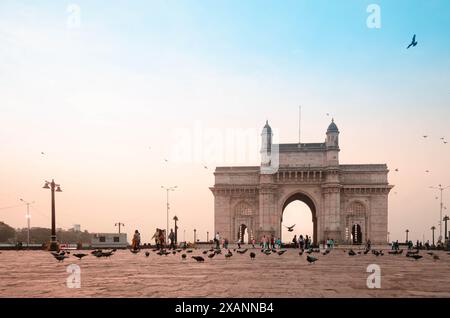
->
<box><xmin>284</xmin><ymin>224</ymin><xmax>295</xmax><ymax>232</ymax></box>
<box><xmin>407</xmin><ymin>34</ymin><xmax>418</xmax><ymax>49</ymax></box>
<box><xmin>41</xmin><ymin>152</ymin><xmax>45</xmax><ymax>155</ymax></box>
<box><xmin>425</xmin><ymin>170</ymin><xmax>430</xmax><ymax>173</ymax></box>
<box><xmin>444</xmin><ymin>141</ymin><xmax>448</xmax><ymax>144</ymax></box>
<box><xmin>394</xmin><ymin>168</ymin><xmax>399</xmax><ymax>172</ymax></box>
<box><xmin>422</xmin><ymin>135</ymin><xmax>428</xmax><ymax>138</ymax></box>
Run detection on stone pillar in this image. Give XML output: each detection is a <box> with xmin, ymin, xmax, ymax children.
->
<box><xmin>212</xmin><ymin>189</ymin><xmax>232</xmax><ymax>242</ymax></box>
<box><xmin>257</xmin><ymin>174</ymin><xmax>277</xmax><ymax>241</ymax></box>
<box><xmin>321</xmin><ymin>169</ymin><xmax>342</xmax><ymax>243</ymax></box>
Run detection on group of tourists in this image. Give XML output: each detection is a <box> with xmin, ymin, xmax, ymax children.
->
<box><xmin>130</xmin><ymin>228</ymin><xmax>177</xmax><ymax>251</ymax></box>
<box><xmin>260</xmin><ymin>235</ymin><xmax>282</xmax><ymax>249</ymax></box>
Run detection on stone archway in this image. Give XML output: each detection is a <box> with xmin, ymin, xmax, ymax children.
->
<box><xmin>281</xmin><ymin>192</ymin><xmax>318</xmax><ymax>244</ymax></box>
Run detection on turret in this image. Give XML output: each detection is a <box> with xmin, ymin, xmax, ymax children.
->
<box><xmin>325</xmin><ymin>119</ymin><xmax>339</xmax><ymax>166</ymax></box>
<box><xmin>261</xmin><ymin>120</ymin><xmax>272</xmax><ymax>166</ymax></box>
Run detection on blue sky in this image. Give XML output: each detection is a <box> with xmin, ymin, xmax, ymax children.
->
<box><xmin>0</xmin><ymin>1</ymin><xmax>450</xmax><ymax>243</ymax></box>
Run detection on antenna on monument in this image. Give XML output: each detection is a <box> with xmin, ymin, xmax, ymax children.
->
<box><xmin>298</xmin><ymin>105</ymin><xmax>301</xmax><ymax>146</ymax></box>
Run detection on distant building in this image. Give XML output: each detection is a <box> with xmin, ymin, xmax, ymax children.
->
<box><xmin>91</xmin><ymin>233</ymin><xmax>127</xmax><ymax>249</ymax></box>
<box><xmin>72</xmin><ymin>224</ymin><xmax>81</xmax><ymax>232</ymax></box>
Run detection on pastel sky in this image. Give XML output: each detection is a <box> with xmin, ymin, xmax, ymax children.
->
<box><xmin>1</xmin><ymin>0</ymin><xmax>449</xmax><ymax>244</ymax></box>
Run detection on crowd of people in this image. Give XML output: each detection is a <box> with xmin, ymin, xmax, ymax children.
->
<box><xmin>130</xmin><ymin>228</ymin><xmax>178</xmax><ymax>251</ymax></box>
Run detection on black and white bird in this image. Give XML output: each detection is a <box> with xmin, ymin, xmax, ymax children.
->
<box><xmin>407</xmin><ymin>34</ymin><xmax>418</xmax><ymax>49</ymax></box>
<box><xmin>306</xmin><ymin>255</ymin><xmax>318</xmax><ymax>264</ymax></box>
<box><xmin>192</xmin><ymin>256</ymin><xmax>205</xmax><ymax>262</ymax></box>
<box><xmin>53</xmin><ymin>254</ymin><xmax>68</xmax><ymax>262</ymax></box>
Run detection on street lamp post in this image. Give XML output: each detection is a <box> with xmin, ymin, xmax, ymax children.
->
<box><xmin>161</xmin><ymin>185</ymin><xmax>177</xmax><ymax>243</ymax></box>
<box><xmin>443</xmin><ymin>215</ymin><xmax>449</xmax><ymax>241</ymax></box>
<box><xmin>405</xmin><ymin>229</ymin><xmax>409</xmax><ymax>243</ymax></box>
<box><xmin>19</xmin><ymin>198</ymin><xmax>34</xmax><ymax>248</ymax></box>
<box><xmin>43</xmin><ymin>179</ymin><xmax>62</xmax><ymax>251</ymax></box>
<box><xmin>173</xmin><ymin>215</ymin><xmax>178</xmax><ymax>244</ymax></box>
<box><xmin>430</xmin><ymin>184</ymin><xmax>450</xmax><ymax>242</ymax></box>
<box><xmin>431</xmin><ymin>226</ymin><xmax>436</xmax><ymax>246</ymax></box>
<box><xmin>207</xmin><ymin>231</ymin><xmax>209</xmax><ymax>243</ymax></box>
<box><xmin>194</xmin><ymin>229</ymin><xmax>197</xmax><ymax>244</ymax></box>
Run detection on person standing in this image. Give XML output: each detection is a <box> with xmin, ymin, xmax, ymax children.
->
<box><xmin>292</xmin><ymin>235</ymin><xmax>297</xmax><ymax>248</ymax></box>
<box><xmin>298</xmin><ymin>235</ymin><xmax>304</xmax><ymax>250</ymax></box>
<box><xmin>168</xmin><ymin>229</ymin><xmax>175</xmax><ymax>249</ymax></box>
<box><xmin>262</xmin><ymin>235</ymin><xmax>267</xmax><ymax>249</ymax></box>
<box><xmin>132</xmin><ymin>230</ymin><xmax>141</xmax><ymax>250</ymax></box>
<box><xmin>214</xmin><ymin>232</ymin><xmax>220</xmax><ymax>249</ymax></box>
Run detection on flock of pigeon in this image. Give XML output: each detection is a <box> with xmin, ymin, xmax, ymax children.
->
<box><xmin>47</xmin><ymin>245</ymin><xmax>450</xmax><ymax>264</ymax></box>
<box><xmin>50</xmin><ymin>249</ymin><xmax>116</xmax><ymax>262</ymax></box>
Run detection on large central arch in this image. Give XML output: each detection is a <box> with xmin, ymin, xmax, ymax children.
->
<box><xmin>281</xmin><ymin>192</ymin><xmax>318</xmax><ymax>244</ymax></box>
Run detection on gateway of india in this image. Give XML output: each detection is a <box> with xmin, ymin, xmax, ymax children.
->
<box><xmin>210</xmin><ymin>119</ymin><xmax>393</xmax><ymax>245</ymax></box>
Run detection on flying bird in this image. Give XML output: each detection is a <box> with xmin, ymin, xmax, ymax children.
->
<box><xmin>394</xmin><ymin>168</ymin><xmax>399</xmax><ymax>172</ymax></box>
<box><xmin>407</xmin><ymin>34</ymin><xmax>418</xmax><ymax>49</ymax></box>
<box><xmin>444</xmin><ymin>141</ymin><xmax>448</xmax><ymax>144</ymax></box>
<box><xmin>422</xmin><ymin>135</ymin><xmax>428</xmax><ymax>138</ymax></box>
<box><xmin>284</xmin><ymin>224</ymin><xmax>296</xmax><ymax>232</ymax></box>
<box><xmin>41</xmin><ymin>152</ymin><xmax>45</xmax><ymax>155</ymax></box>
<box><xmin>425</xmin><ymin>170</ymin><xmax>430</xmax><ymax>173</ymax></box>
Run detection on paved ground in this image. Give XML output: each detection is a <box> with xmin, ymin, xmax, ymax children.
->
<box><xmin>0</xmin><ymin>246</ymin><xmax>449</xmax><ymax>297</ymax></box>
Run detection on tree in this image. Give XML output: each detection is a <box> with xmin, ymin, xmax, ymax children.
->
<box><xmin>0</xmin><ymin>221</ymin><xmax>16</xmax><ymax>242</ymax></box>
